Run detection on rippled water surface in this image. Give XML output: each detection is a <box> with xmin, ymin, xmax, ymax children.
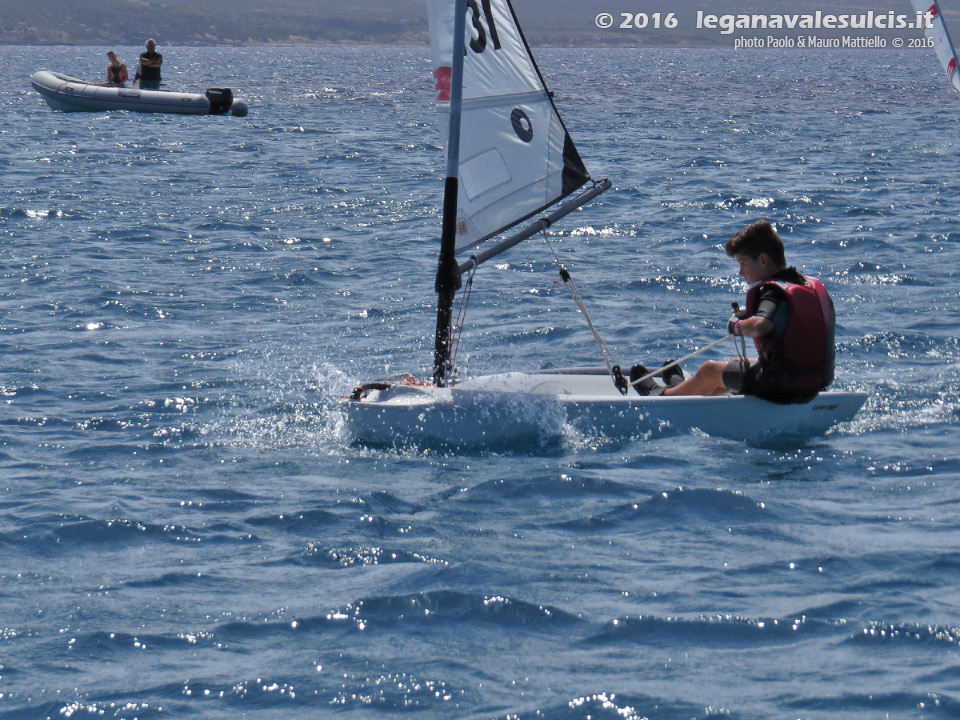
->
<box><xmin>1</xmin><ymin>44</ymin><xmax>959</xmax><ymax>719</ymax></box>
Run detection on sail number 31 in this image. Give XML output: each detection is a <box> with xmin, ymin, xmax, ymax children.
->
<box><xmin>467</xmin><ymin>0</ymin><xmax>502</xmax><ymax>53</ymax></box>
<box><xmin>620</xmin><ymin>13</ymin><xmax>679</xmax><ymax>29</ymax></box>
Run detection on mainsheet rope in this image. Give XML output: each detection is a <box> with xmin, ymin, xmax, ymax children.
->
<box><xmin>541</xmin><ymin>231</ymin><xmax>628</xmax><ymax>392</ymax></box>
<box><xmin>448</xmin><ymin>228</ymin><xmax>739</xmax><ymax>393</ymax></box>
<box><xmin>627</xmin><ymin>333</ymin><xmax>732</xmax><ymax>388</ymax></box>
<box><xmin>543</xmin><ymin>230</ymin><xmax>744</xmax><ymax>392</ymax></box>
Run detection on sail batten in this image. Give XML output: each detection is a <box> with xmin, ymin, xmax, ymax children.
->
<box><xmin>436</xmin><ymin>90</ymin><xmax>547</xmax><ymax>111</ymax></box>
<box><xmin>913</xmin><ymin>0</ymin><xmax>960</xmax><ymax>91</ymax></box>
<box><xmin>428</xmin><ymin>0</ymin><xmax>594</xmax><ymax>254</ymax></box>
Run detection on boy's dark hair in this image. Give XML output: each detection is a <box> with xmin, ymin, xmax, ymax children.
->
<box><xmin>725</xmin><ymin>219</ymin><xmax>786</xmax><ymax>267</ymax></box>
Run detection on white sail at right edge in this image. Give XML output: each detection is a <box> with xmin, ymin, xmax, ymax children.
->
<box><xmin>912</xmin><ymin>0</ymin><xmax>960</xmax><ymax>91</ymax></box>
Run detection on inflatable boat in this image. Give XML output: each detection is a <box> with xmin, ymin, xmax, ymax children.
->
<box><xmin>30</xmin><ymin>71</ymin><xmax>249</xmax><ymax>117</ymax></box>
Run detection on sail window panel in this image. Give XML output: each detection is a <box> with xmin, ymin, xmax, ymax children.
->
<box><xmin>454</xmin><ymin>111</ymin><xmax>570</xmax><ymax>253</ymax></box>
<box><xmin>459</xmin><ymin>149</ymin><xmax>512</xmax><ymax>202</ymax></box>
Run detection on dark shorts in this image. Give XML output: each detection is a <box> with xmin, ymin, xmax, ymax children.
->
<box><xmin>722</xmin><ymin>359</ymin><xmax>760</xmax><ymax>394</ymax></box>
<box><xmin>722</xmin><ymin>359</ymin><xmax>818</xmax><ymax>405</ymax></box>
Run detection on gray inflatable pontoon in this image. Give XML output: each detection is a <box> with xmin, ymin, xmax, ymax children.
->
<box><xmin>30</xmin><ymin>71</ymin><xmax>248</xmax><ymax>116</ymax></box>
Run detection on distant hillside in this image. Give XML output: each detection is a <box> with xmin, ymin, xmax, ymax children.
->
<box><xmin>0</xmin><ymin>0</ymin><xmax>430</xmax><ymax>45</ymax></box>
<box><xmin>0</xmin><ymin>0</ymin><xmax>938</xmax><ymax>46</ymax></box>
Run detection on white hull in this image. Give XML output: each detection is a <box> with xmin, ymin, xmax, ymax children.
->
<box><xmin>345</xmin><ymin>370</ymin><xmax>868</xmax><ymax>448</ymax></box>
<box><xmin>30</xmin><ymin>71</ymin><xmax>248</xmax><ymax>116</ymax></box>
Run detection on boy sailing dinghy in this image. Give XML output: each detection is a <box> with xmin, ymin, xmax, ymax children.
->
<box><xmin>912</xmin><ymin>0</ymin><xmax>960</xmax><ymax>91</ymax></box>
<box><xmin>344</xmin><ymin>0</ymin><xmax>867</xmax><ymax>447</ymax></box>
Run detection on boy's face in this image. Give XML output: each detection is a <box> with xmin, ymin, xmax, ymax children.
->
<box><xmin>734</xmin><ymin>252</ymin><xmax>773</xmax><ymax>285</ymax></box>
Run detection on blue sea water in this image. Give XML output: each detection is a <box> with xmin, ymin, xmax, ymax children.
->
<box><xmin>1</xmin><ymin>42</ymin><xmax>959</xmax><ymax>719</ymax></box>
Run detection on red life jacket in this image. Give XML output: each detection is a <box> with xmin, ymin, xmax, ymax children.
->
<box><xmin>745</xmin><ymin>275</ymin><xmax>835</xmax><ymax>396</ymax></box>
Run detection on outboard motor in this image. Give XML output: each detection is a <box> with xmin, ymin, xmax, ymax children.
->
<box><xmin>205</xmin><ymin>87</ymin><xmax>233</xmax><ymax>115</ymax></box>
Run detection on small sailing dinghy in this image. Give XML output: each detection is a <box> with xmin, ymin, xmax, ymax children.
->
<box><xmin>344</xmin><ymin>0</ymin><xmax>867</xmax><ymax>447</ymax></box>
<box><xmin>912</xmin><ymin>0</ymin><xmax>960</xmax><ymax>91</ymax></box>
<box><xmin>30</xmin><ymin>71</ymin><xmax>249</xmax><ymax>116</ymax></box>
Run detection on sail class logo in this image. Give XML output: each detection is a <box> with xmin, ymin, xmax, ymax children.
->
<box><xmin>510</xmin><ymin>108</ymin><xmax>533</xmax><ymax>143</ymax></box>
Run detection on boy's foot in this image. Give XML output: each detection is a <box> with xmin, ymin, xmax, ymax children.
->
<box><xmin>629</xmin><ymin>364</ymin><xmax>664</xmax><ymax>396</ymax></box>
<box><xmin>662</xmin><ymin>360</ymin><xmax>684</xmax><ymax>388</ymax></box>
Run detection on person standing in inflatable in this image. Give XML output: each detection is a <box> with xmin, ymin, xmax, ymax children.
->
<box><xmin>136</xmin><ymin>39</ymin><xmax>163</xmax><ymax>89</ymax></box>
<box><xmin>632</xmin><ymin>219</ymin><xmax>836</xmax><ymax>403</ymax></box>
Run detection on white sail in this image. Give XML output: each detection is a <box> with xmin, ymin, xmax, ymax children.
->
<box><xmin>428</xmin><ymin>0</ymin><xmax>590</xmax><ymax>254</ymax></box>
<box><xmin>913</xmin><ymin>0</ymin><xmax>960</xmax><ymax>91</ymax></box>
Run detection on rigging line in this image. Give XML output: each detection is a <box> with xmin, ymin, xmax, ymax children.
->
<box><xmin>735</xmin><ymin>331</ymin><xmax>747</xmax><ymax>364</ymax></box>
<box><xmin>628</xmin><ymin>333</ymin><xmax>732</xmax><ymax>388</ymax></box>
<box><xmin>448</xmin><ymin>263</ymin><xmax>477</xmax><ymax>376</ymax></box>
<box><xmin>563</xmin><ymin>268</ymin><xmax>621</xmax><ymax>370</ymax></box>
<box><xmin>541</xmin><ymin>231</ymin><xmax>622</xmax><ymax>375</ymax></box>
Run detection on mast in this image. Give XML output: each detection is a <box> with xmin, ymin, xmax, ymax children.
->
<box><xmin>433</xmin><ymin>0</ymin><xmax>466</xmax><ymax>387</ymax></box>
